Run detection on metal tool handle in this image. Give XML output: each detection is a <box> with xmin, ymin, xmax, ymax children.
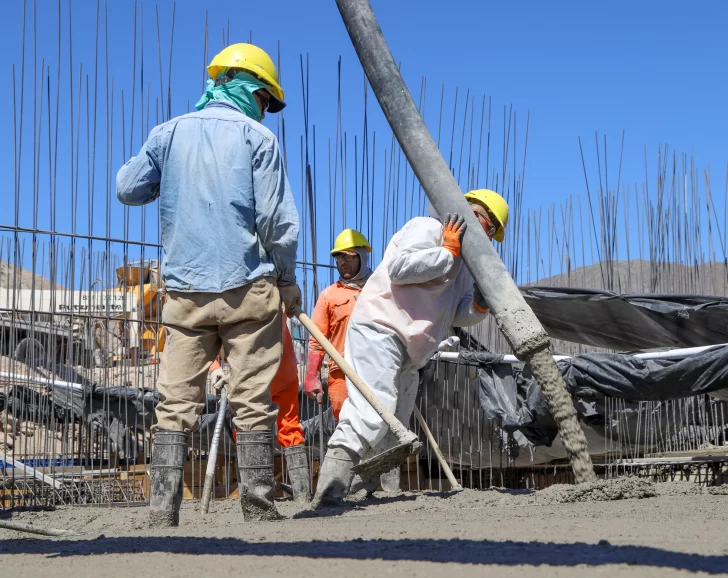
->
<box><xmin>291</xmin><ymin>305</ymin><xmax>413</xmax><ymax>441</ymax></box>
<box><xmin>0</xmin><ymin>450</ymin><xmax>63</xmax><ymax>490</ymax></box>
<box><xmin>200</xmin><ymin>387</ymin><xmax>227</xmax><ymax>514</ymax></box>
<box><xmin>0</xmin><ymin>519</ymin><xmax>83</xmax><ymax>537</ymax></box>
<box><xmin>413</xmin><ymin>406</ymin><xmax>462</xmax><ymax>491</ymax></box>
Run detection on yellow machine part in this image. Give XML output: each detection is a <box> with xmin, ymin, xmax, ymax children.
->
<box><xmin>116</xmin><ymin>262</ymin><xmax>154</xmax><ymax>287</ymax></box>
<box><xmin>112</xmin><ymin>261</ymin><xmax>167</xmax><ymax>356</ymax></box>
<box><xmin>141</xmin><ymin>324</ymin><xmax>166</xmax><ymax>354</ymax></box>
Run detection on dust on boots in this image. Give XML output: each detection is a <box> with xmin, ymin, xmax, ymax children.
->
<box><xmin>347</xmin><ymin>473</ymin><xmax>379</xmax><ymax>502</ymax></box>
<box><xmin>236</xmin><ymin>430</ymin><xmax>282</xmax><ymax>521</ymax></box>
<box><xmin>283</xmin><ymin>444</ymin><xmax>311</xmax><ymax>503</ymax></box>
<box><xmin>149</xmin><ymin>430</ymin><xmax>189</xmax><ymax>528</ymax></box>
<box><xmin>380</xmin><ymin>465</ymin><xmax>402</xmax><ymax>494</ymax></box>
<box><xmin>311</xmin><ymin>446</ymin><xmax>359</xmax><ymax>509</ymax></box>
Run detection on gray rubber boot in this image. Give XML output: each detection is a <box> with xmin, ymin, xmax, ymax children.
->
<box><xmin>347</xmin><ymin>473</ymin><xmax>379</xmax><ymax>502</ymax></box>
<box><xmin>311</xmin><ymin>446</ymin><xmax>359</xmax><ymax>509</ymax></box>
<box><xmin>236</xmin><ymin>430</ymin><xmax>282</xmax><ymax>521</ymax></box>
<box><xmin>283</xmin><ymin>445</ymin><xmax>311</xmax><ymax>503</ymax></box>
<box><xmin>149</xmin><ymin>430</ymin><xmax>188</xmax><ymax>528</ymax></box>
<box><xmin>380</xmin><ymin>465</ymin><xmax>402</xmax><ymax>494</ymax></box>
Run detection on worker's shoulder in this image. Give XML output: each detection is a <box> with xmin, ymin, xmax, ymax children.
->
<box><xmin>401</xmin><ymin>216</ymin><xmax>441</xmax><ymax>235</ymax></box>
<box><xmin>316</xmin><ymin>283</ymin><xmax>333</xmax><ymax>298</ymax></box>
<box><xmin>145</xmin><ymin>116</ymin><xmax>178</xmax><ymax>138</ymax></box>
<box><xmin>228</xmin><ymin>113</ymin><xmax>277</xmax><ymax>142</ymax></box>
<box><xmin>320</xmin><ymin>281</ymin><xmax>358</xmax><ymax>300</ymax></box>
<box><xmin>319</xmin><ymin>282</ymin><xmax>342</xmax><ymax>299</ymax></box>
<box><xmin>171</xmin><ymin>106</ymin><xmax>277</xmax><ymax>143</ymax></box>
<box><xmin>408</xmin><ymin>215</ymin><xmax>440</xmax><ymax>228</ymax></box>
<box><xmin>247</xmin><ymin>120</ymin><xmax>276</xmax><ymax>143</ymax></box>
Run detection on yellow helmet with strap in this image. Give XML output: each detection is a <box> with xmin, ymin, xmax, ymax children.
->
<box><xmin>207</xmin><ymin>43</ymin><xmax>285</xmax><ymax>113</ymax></box>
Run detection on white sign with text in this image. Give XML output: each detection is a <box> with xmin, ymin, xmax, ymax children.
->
<box><xmin>0</xmin><ymin>289</ymin><xmax>138</xmax><ymax>315</ymax></box>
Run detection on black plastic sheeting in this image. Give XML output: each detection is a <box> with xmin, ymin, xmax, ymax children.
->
<box><xmin>4</xmin><ymin>379</ymin><xmax>331</xmax><ymax>459</ymax></box>
<box><xmin>3</xmin><ymin>375</ymin><xmax>323</xmax><ymax>459</ymax></box>
<box><xmin>2</xmin><ymin>381</ymin><xmax>224</xmax><ymax>460</ymax></box>
<box><xmin>520</xmin><ymin>287</ymin><xmax>728</xmax><ymax>351</ymax></box>
<box><xmin>462</xmin><ymin>344</ymin><xmax>728</xmax><ymax>447</ymax></box>
<box><xmin>8</xmin><ymin>343</ymin><xmax>728</xmax><ymax>462</ymax></box>
<box><xmin>301</xmin><ymin>406</ymin><xmax>337</xmax><ymax>446</ymax></box>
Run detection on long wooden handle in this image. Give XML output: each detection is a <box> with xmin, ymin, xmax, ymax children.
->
<box><xmin>413</xmin><ymin>406</ymin><xmax>462</xmax><ymax>491</ymax></box>
<box><xmin>292</xmin><ymin>306</ymin><xmax>412</xmax><ymax>440</ymax></box>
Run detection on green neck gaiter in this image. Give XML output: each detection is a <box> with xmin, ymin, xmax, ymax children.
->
<box><xmin>195</xmin><ymin>71</ymin><xmax>269</xmax><ymax>122</ymax></box>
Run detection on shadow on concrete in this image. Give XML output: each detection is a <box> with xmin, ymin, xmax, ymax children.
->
<box><xmin>0</xmin><ymin>536</ymin><xmax>725</xmax><ymax>572</ymax></box>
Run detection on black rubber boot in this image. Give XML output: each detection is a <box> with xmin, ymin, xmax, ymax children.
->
<box><xmin>236</xmin><ymin>430</ymin><xmax>282</xmax><ymax>521</ymax></box>
<box><xmin>311</xmin><ymin>446</ymin><xmax>359</xmax><ymax>509</ymax></box>
<box><xmin>283</xmin><ymin>445</ymin><xmax>311</xmax><ymax>504</ymax></box>
<box><xmin>149</xmin><ymin>430</ymin><xmax>188</xmax><ymax>528</ymax></box>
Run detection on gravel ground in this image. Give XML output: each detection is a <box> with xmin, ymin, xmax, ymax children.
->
<box><xmin>1</xmin><ymin>481</ymin><xmax>727</xmax><ymax>577</ymax></box>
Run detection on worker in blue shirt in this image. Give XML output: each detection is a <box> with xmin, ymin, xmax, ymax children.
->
<box><xmin>117</xmin><ymin>43</ymin><xmax>300</xmax><ymax>526</ymax></box>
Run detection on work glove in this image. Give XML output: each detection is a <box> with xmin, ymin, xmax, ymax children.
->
<box><xmin>279</xmin><ymin>283</ymin><xmax>303</xmax><ymax>316</ymax></box>
<box><xmin>473</xmin><ymin>284</ymin><xmax>490</xmax><ymax>314</ymax></box>
<box><xmin>442</xmin><ymin>214</ymin><xmax>467</xmax><ymax>258</ymax></box>
<box><xmin>304</xmin><ymin>351</ymin><xmax>326</xmax><ymax>404</ymax></box>
<box><xmin>209</xmin><ymin>367</ymin><xmax>228</xmax><ymax>391</ymax></box>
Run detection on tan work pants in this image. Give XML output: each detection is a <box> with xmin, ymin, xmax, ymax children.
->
<box><xmin>154</xmin><ymin>277</ymin><xmax>282</xmax><ymax>432</ymax></box>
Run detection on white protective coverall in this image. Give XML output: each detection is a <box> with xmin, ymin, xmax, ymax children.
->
<box><xmin>328</xmin><ymin>211</ymin><xmax>487</xmax><ymax>457</ymax></box>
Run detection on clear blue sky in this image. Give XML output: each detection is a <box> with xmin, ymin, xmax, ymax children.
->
<box><xmin>1</xmin><ymin>0</ymin><xmax>727</xmax><ymax>291</ymax></box>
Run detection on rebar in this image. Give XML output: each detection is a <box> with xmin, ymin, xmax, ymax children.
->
<box><xmin>1</xmin><ymin>4</ymin><xmax>726</xmax><ymax>509</ymax></box>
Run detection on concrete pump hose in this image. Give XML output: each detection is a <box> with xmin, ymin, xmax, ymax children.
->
<box><xmin>334</xmin><ymin>0</ymin><xmax>596</xmax><ymax>483</ymax></box>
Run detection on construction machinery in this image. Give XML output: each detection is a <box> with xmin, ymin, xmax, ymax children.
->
<box><xmin>0</xmin><ymin>286</ymin><xmax>133</xmax><ymax>369</ymax></box>
<box><xmin>111</xmin><ymin>260</ymin><xmax>166</xmax><ymax>364</ymax></box>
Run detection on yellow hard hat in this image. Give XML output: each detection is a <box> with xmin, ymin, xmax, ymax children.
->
<box><xmin>207</xmin><ymin>43</ymin><xmax>286</xmax><ymax>113</ymax></box>
<box><xmin>331</xmin><ymin>229</ymin><xmax>372</xmax><ymax>255</ymax></box>
<box><xmin>464</xmin><ymin>189</ymin><xmax>509</xmax><ymax>242</ymax></box>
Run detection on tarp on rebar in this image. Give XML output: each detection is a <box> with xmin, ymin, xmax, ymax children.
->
<box><xmin>463</xmin><ymin>344</ymin><xmax>728</xmax><ymax>447</ymax></box>
<box><xmin>416</xmin><ymin>349</ymin><xmax>728</xmax><ymax>467</ymax></box>
<box><xmin>520</xmin><ymin>287</ymin><xmax>728</xmax><ymax>350</ymax></box>
<box><xmin>4</xmin><ymin>381</ymin><xmax>225</xmax><ymax>458</ymax></box>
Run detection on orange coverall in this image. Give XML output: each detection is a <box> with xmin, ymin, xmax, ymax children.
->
<box><xmin>308</xmin><ymin>281</ymin><xmax>362</xmax><ymax>420</ymax></box>
<box><xmin>211</xmin><ymin>318</ymin><xmax>304</xmax><ymax>447</ymax></box>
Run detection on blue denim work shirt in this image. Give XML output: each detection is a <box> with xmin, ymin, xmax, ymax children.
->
<box><xmin>116</xmin><ymin>101</ymin><xmax>299</xmax><ymax>292</ymax></box>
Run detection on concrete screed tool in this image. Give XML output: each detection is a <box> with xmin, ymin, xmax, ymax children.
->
<box><xmin>292</xmin><ymin>305</ymin><xmax>422</xmax><ymax>477</ymax></box>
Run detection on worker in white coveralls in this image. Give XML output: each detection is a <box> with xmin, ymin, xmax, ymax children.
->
<box><xmin>116</xmin><ymin>43</ymin><xmax>301</xmax><ymax>526</ymax></box>
<box><xmin>312</xmin><ymin>189</ymin><xmax>509</xmax><ymax>507</ymax></box>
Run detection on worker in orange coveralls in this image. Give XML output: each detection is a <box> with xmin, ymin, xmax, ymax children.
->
<box><xmin>303</xmin><ymin>229</ymin><xmax>372</xmax><ymax>420</ymax></box>
<box><xmin>210</xmin><ymin>315</ymin><xmax>309</xmax><ymax>503</ymax></box>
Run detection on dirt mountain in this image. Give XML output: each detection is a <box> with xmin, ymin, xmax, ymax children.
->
<box><xmin>0</xmin><ymin>260</ymin><xmax>63</xmax><ymax>290</ymax></box>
